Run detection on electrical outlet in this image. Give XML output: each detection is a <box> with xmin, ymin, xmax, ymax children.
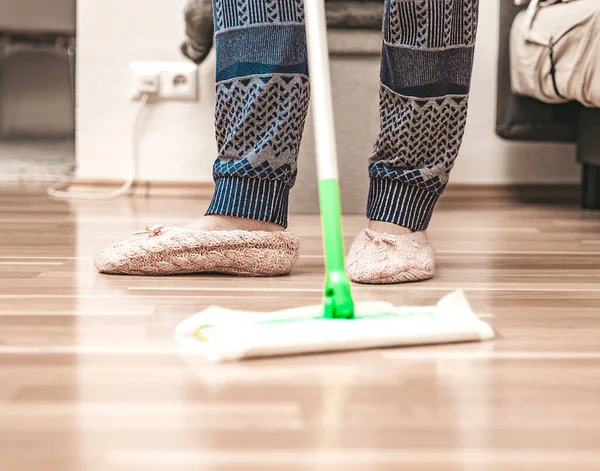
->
<box><xmin>160</xmin><ymin>66</ymin><xmax>198</xmax><ymax>100</ymax></box>
<box><xmin>130</xmin><ymin>61</ymin><xmax>199</xmax><ymax>101</ymax></box>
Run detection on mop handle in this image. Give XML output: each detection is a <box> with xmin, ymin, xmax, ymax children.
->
<box><xmin>304</xmin><ymin>0</ymin><xmax>339</xmax><ymax>182</ymax></box>
<box><xmin>304</xmin><ymin>0</ymin><xmax>355</xmax><ymax>319</ymax></box>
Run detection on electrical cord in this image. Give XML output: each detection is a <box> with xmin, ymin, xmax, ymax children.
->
<box><xmin>47</xmin><ymin>93</ymin><xmax>150</xmax><ymax>200</ymax></box>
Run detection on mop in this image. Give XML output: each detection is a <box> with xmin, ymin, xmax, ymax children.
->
<box><xmin>174</xmin><ymin>0</ymin><xmax>495</xmax><ymax>362</ymax></box>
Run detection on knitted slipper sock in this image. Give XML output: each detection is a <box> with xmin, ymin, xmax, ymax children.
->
<box><xmin>95</xmin><ymin>225</ymin><xmax>299</xmax><ymax>276</ymax></box>
<box><xmin>346</xmin><ymin>229</ymin><xmax>435</xmax><ymax>284</ymax></box>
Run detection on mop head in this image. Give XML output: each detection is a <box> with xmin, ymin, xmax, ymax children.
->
<box><xmin>174</xmin><ymin>290</ymin><xmax>494</xmax><ymax>362</ymax></box>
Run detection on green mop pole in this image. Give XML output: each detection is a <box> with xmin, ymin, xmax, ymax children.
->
<box><xmin>304</xmin><ymin>0</ymin><xmax>355</xmax><ymax>319</ymax></box>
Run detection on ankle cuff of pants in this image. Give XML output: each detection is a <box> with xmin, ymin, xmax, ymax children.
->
<box><xmin>206</xmin><ymin>177</ymin><xmax>290</xmax><ymax>228</ymax></box>
<box><xmin>367</xmin><ymin>178</ymin><xmax>440</xmax><ymax>231</ymax></box>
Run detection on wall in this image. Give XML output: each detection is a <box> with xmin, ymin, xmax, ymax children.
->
<box><xmin>76</xmin><ymin>0</ymin><xmax>579</xmax><ymax>185</ymax></box>
<box><xmin>0</xmin><ymin>0</ymin><xmax>75</xmax><ymax>33</ymax></box>
<box><xmin>76</xmin><ymin>0</ymin><xmax>216</xmax><ymax>181</ymax></box>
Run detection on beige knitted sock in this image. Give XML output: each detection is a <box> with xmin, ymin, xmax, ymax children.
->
<box><xmin>95</xmin><ymin>217</ymin><xmax>298</xmax><ymax>276</ymax></box>
<box><xmin>346</xmin><ymin>225</ymin><xmax>435</xmax><ymax>284</ymax></box>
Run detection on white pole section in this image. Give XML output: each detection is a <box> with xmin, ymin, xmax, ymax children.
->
<box><xmin>304</xmin><ymin>0</ymin><xmax>340</xmax><ymax>181</ymax></box>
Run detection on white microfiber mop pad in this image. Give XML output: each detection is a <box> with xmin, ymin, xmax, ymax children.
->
<box><xmin>174</xmin><ymin>290</ymin><xmax>494</xmax><ymax>362</ymax></box>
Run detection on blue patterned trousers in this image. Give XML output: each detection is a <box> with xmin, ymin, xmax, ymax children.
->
<box><xmin>206</xmin><ymin>0</ymin><xmax>479</xmax><ymax>230</ymax></box>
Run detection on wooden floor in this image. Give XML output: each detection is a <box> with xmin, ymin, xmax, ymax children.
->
<box><xmin>1</xmin><ymin>184</ymin><xmax>600</xmax><ymax>470</ymax></box>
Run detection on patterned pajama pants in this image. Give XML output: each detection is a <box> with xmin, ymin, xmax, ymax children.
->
<box><xmin>206</xmin><ymin>0</ymin><xmax>479</xmax><ymax>230</ymax></box>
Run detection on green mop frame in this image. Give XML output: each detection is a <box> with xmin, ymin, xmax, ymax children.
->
<box><xmin>304</xmin><ymin>0</ymin><xmax>355</xmax><ymax>320</ymax></box>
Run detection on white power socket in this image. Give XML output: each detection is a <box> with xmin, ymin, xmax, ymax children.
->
<box><xmin>130</xmin><ymin>61</ymin><xmax>199</xmax><ymax>101</ymax></box>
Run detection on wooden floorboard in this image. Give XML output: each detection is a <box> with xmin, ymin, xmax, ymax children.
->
<box><xmin>0</xmin><ymin>184</ymin><xmax>599</xmax><ymax>470</ymax></box>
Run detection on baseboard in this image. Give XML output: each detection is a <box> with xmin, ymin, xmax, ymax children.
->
<box><xmin>441</xmin><ymin>183</ymin><xmax>579</xmax><ymax>204</ymax></box>
<box><xmin>67</xmin><ymin>179</ymin><xmax>579</xmax><ymax>204</ymax></box>
<box><xmin>68</xmin><ymin>178</ymin><xmax>216</xmax><ymax>199</ymax></box>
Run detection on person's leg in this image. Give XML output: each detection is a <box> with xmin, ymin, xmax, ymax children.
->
<box><xmin>96</xmin><ymin>0</ymin><xmax>309</xmax><ymax>276</ymax></box>
<box><xmin>189</xmin><ymin>0</ymin><xmax>309</xmax><ymax>232</ymax></box>
<box><xmin>348</xmin><ymin>0</ymin><xmax>479</xmax><ymax>284</ymax></box>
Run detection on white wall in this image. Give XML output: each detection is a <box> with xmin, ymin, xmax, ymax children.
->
<box><xmin>76</xmin><ymin>0</ymin><xmax>216</xmax><ymax>181</ymax></box>
<box><xmin>76</xmin><ymin>0</ymin><xmax>579</xmax><ymax>184</ymax></box>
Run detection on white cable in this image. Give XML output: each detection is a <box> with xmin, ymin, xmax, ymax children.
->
<box><xmin>47</xmin><ymin>93</ymin><xmax>150</xmax><ymax>200</ymax></box>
